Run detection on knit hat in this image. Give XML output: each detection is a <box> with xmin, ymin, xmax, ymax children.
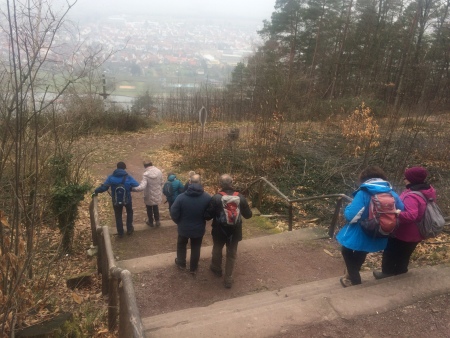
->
<box><xmin>117</xmin><ymin>161</ymin><xmax>127</xmax><ymax>170</ymax></box>
<box><xmin>404</xmin><ymin>167</ymin><xmax>427</xmax><ymax>184</ymax></box>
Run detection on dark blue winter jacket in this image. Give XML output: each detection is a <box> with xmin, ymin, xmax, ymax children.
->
<box><xmin>170</xmin><ymin>183</ymin><xmax>211</xmax><ymax>238</ymax></box>
<box><xmin>94</xmin><ymin>169</ymin><xmax>139</xmax><ymax>204</ymax></box>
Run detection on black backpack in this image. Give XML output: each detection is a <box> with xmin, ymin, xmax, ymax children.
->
<box><xmin>113</xmin><ymin>175</ymin><xmax>128</xmax><ymax>206</ymax></box>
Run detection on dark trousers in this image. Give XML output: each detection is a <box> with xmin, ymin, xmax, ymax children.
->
<box><xmin>177</xmin><ymin>235</ymin><xmax>203</xmax><ymax>272</ymax></box>
<box><xmin>146</xmin><ymin>205</ymin><xmax>160</xmax><ymax>224</ymax></box>
<box><xmin>211</xmin><ymin>236</ymin><xmax>239</xmax><ymax>279</ymax></box>
<box><xmin>341</xmin><ymin>246</ymin><xmax>367</xmax><ymax>285</ymax></box>
<box><xmin>113</xmin><ymin>202</ymin><xmax>133</xmax><ymax>235</ymax></box>
<box><xmin>382</xmin><ymin>237</ymin><xmax>419</xmax><ymax>275</ymax></box>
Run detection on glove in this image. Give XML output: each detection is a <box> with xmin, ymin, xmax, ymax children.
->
<box><xmin>91</xmin><ymin>192</ymin><xmax>98</xmax><ymax>198</ymax></box>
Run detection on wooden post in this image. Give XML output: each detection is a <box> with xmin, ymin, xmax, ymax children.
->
<box><xmin>118</xmin><ymin>282</ymin><xmax>131</xmax><ymax>338</ymax></box>
<box><xmin>329</xmin><ymin>197</ymin><xmax>343</xmax><ymax>238</ymax></box>
<box><xmin>101</xmin><ymin>235</ymin><xmax>109</xmax><ymax>296</ymax></box>
<box><xmin>257</xmin><ymin>180</ymin><xmax>263</xmax><ymax>211</ymax></box>
<box><xmin>288</xmin><ymin>203</ymin><xmax>293</xmax><ymax>231</ymax></box>
<box><xmin>108</xmin><ymin>277</ymin><xmax>119</xmax><ymax>331</ymax></box>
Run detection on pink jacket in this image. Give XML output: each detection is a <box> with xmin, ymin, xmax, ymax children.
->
<box><xmin>394</xmin><ymin>185</ymin><xmax>436</xmax><ymax>242</ymax></box>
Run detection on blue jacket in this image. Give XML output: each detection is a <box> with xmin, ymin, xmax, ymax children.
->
<box><xmin>166</xmin><ymin>174</ymin><xmax>184</xmax><ymax>203</ymax></box>
<box><xmin>170</xmin><ymin>183</ymin><xmax>211</xmax><ymax>238</ymax></box>
<box><xmin>336</xmin><ymin>178</ymin><xmax>404</xmax><ymax>252</ymax></box>
<box><xmin>94</xmin><ymin>169</ymin><xmax>139</xmax><ymax>204</ymax></box>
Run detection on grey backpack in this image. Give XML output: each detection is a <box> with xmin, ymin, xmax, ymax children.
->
<box><xmin>409</xmin><ymin>191</ymin><xmax>445</xmax><ymax>239</ymax></box>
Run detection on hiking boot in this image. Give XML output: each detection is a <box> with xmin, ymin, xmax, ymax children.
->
<box><xmin>145</xmin><ymin>219</ymin><xmax>154</xmax><ymax>227</ymax></box>
<box><xmin>340</xmin><ymin>276</ymin><xmax>353</xmax><ymax>288</ymax></box>
<box><xmin>373</xmin><ymin>270</ymin><xmax>394</xmax><ymax>280</ymax></box>
<box><xmin>117</xmin><ymin>233</ymin><xmax>124</xmax><ymax>238</ymax></box>
<box><xmin>127</xmin><ymin>226</ymin><xmax>134</xmax><ymax>235</ymax></box>
<box><xmin>209</xmin><ymin>265</ymin><xmax>223</xmax><ymax>277</ymax></box>
<box><xmin>189</xmin><ymin>269</ymin><xmax>197</xmax><ymax>276</ymax></box>
<box><xmin>224</xmin><ymin>277</ymin><xmax>233</xmax><ymax>289</ymax></box>
<box><xmin>175</xmin><ymin>258</ymin><xmax>186</xmax><ymax>270</ymax></box>
<box><xmin>155</xmin><ymin>220</ymin><xmax>161</xmax><ymax>227</ymax></box>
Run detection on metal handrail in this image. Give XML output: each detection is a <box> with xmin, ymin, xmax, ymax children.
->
<box><xmin>242</xmin><ymin>177</ymin><xmax>352</xmax><ymax>234</ymax></box>
<box><xmin>89</xmin><ymin>196</ymin><xmax>146</xmax><ymax>338</ymax></box>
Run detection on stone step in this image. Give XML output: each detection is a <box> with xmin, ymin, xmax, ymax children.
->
<box><xmin>110</xmin><ymin>219</ymin><xmax>176</xmax><ymax>234</ymax></box>
<box><xmin>141</xmin><ymin>264</ymin><xmax>450</xmax><ymax>337</ymax></box>
<box><xmin>116</xmin><ymin>227</ymin><xmax>328</xmax><ymax>274</ymax></box>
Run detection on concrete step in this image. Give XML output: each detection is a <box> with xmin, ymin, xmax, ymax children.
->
<box><xmin>110</xmin><ymin>219</ymin><xmax>176</xmax><ymax>234</ymax></box>
<box><xmin>116</xmin><ymin>227</ymin><xmax>328</xmax><ymax>274</ymax></box>
<box><xmin>141</xmin><ymin>264</ymin><xmax>450</xmax><ymax>337</ymax></box>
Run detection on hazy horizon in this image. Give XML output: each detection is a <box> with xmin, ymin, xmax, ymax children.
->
<box><xmin>69</xmin><ymin>0</ymin><xmax>276</xmax><ymax>23</ymax></box>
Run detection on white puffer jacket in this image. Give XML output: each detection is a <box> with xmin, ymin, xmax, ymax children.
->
<box><xmin>133</xmin><ymin>166</ymin><xmax>163</xmax><ymax>206</ymax></box>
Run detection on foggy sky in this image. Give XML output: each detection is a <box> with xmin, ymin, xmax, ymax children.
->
<box><xmin>69</xmin><ymin>0</ymin><xmax>276</xmax><ymax>22</ymax></box>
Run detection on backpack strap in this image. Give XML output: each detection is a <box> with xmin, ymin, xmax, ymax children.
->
<box><xmin>219</xmin><ymin>191</ymin><xmax>239</xmax><ymax>196</ymax></box>
<box><xmin>408</xmin><ymin>191</ymin><xmax>427</xmax><ymax>202</ymax></box>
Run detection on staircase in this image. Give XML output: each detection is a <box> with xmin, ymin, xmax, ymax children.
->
<box><xmin>114</xmin><ymin>221</ymin><xmax>450</xmax><ymax>337</ymax></box>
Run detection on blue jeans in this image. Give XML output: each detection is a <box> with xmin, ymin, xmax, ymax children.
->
<box><xmin>113</xmin><ymin>202</ymin><xmax>133</xmax><ymax>235</ymax></box>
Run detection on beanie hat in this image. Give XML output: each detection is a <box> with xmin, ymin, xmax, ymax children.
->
<box><xmin>117</xmin><ymin>161</ymin><xmax>127</xmax><ymax>170</ymax></box>
<box><xmin>404</xmin><ymin>167</ymin><xmax>427</xmax><ymax>184</ymax></box>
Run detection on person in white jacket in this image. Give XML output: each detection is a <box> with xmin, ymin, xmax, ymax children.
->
<box><xmin>133</xmin><ymin>161</ymin><xmax>163</xmax><ymax>227</ymax></box>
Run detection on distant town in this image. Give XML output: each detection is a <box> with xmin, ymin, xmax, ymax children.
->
<box><xmin>78</xmin><ymin>15</ymin><xmax>264</xmax><ymax>98</ymax></box>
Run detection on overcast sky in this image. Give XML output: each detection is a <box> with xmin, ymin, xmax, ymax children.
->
<box><xmin>69</xmin><ymin>0</ymin><xmax>276</xmax><ymax>22</ymax></box>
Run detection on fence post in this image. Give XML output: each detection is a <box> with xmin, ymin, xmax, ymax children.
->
<box><xmin>101</xmin><ymin>235</ymin><xmax>109</xmax><ymax>296</ymax></box>
<box><xmin>328</xmin><ymin>197</ymin><xmax>343</xmax><ymax>238</ymax></box>
<box><xmin>108</xmin><ymin>277</ymin><xmax>119</xmax><ymax>331</ymax></box>
<box><xmin>257</xmin><ymin>180</ymin><xmax>263</xmax><ymax>211</ymax></box>
<box><xmin>288</xmin><ymin>203</ymin><xmax>293</xmax><ymax>231</ymax></box>
<box><xmin>118</xmin><ymin>282</ymin><xmax>132</xmax><ymax>338</ymax></box>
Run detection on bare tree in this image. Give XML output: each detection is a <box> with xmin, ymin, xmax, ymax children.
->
<box><xmin>0</xmin><ymin>0</ymin><xmax>113</xmax><ymax>335</ymax></box>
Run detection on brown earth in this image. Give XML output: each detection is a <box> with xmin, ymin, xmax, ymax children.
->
<box><xmin>89</xmin><ymin>129</ymin><xmax>450</xmax><ymax>337</ymax></box>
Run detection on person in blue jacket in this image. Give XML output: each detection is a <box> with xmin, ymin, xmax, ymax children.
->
<box><xmin>164</xmin><ymin>173</ymin><xmax>185</xmax><ymax>209</ymax></box>
<box><xmin>94</xmin><ymin>162</ymin><xmax>139</xmax><ymax>237</ymax></box>
<box><xmin>170</xmin><ymin>174</ymin><xmax>211</xmax><ymax>274</ymax></box>
<box><xmin>336</xmin><ymin>166</ymin><xmax>404</xmax><ymax>287</ymax></box>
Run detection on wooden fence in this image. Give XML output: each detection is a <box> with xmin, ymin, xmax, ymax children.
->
<box><xmin>89</xmin><ymin>196</ymin><xmax>145</xmax><ymax>338</ymax></box>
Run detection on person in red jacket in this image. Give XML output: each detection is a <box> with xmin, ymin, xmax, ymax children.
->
<box><xmin>373</xmin><ymin>166</ymin><xmax>437</xmax><ymax>279</ymax></box>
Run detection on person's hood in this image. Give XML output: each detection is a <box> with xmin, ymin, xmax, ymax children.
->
<box><xmin>185</xmin><ymin>183</ymin><xmax>204</xmax><ymax>196</ymax></box>
<box><xmin>113</xmin><ymin>168</ymin><xmax>128</xmax><ymax>177</ymax></box>
<box><xmin>168</xmin><ymin>174</ymin><xmax>176</xmax><ymax>182</ymax></box>
<box><xmin>357</xmin><ymin>178</ymin><xmax>392</xmax><ymax>195</ymax></box>
<box><xmin>144</xmin><ymin>166</ymin><xmax>160</xmax><ymax>179</ymax></box>
<box><xmin>406</xmin><ymin>184</ymin><xmax>436</xmax><ymax>201</ymax></box>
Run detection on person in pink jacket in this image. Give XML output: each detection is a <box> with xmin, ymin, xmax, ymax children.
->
<box><xmin>373</xmin><ymin>166</ymin><xmax>436</xmax><ymax>279</ymax></box>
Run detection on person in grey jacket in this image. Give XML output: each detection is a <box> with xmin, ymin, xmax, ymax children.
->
<box><xmin>170</xmin><ymin>174</ymin><xmax>211</xmax><ymax>274</ymax></box>
<box><xmin>132</xmin><ymin>161</ymin><xmax>163</xmax><ymax>227</ymax></box>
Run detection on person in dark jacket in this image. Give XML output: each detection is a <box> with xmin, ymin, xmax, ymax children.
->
<box><xmin>204</xmin><ymin>174</ymin><xmax>252</xmax><ymax>288</ymax></box>
<box><xmin>170</xmin><ymin>174</ymin><xmax>211</xmax><ymax>274</ymax></box>
<box><xmin>374</xmin><ymin>166</ymin><xmax>437</xmax><ymax>279</ymax></box>
<box><xmin>94</xmin><ymin>162</ymin><xmax>139</xmax><ymax>237</ymax></box>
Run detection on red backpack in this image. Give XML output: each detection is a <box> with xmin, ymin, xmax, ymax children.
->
<box><xmin>218</xmin><ymin>191</ymin><xmax>241</xmax><ymax>226</ymax></box>
<box><xmin>360</xmin><ymin>192</ymin><xmax>398</xmax><ymax>238</ymax></box>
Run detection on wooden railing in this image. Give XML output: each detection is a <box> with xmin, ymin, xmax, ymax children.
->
<box><xmin>243</xmin><ymin>177</ymin><xmax>450</xmax><ymax>237</ymax></box>
<box><xmin>243</xmin><ymin>177</ymin><xmax>353</xmax><ymax>236</ymax></box>
<box><xmin>89</xmin><ymin>196</ymin><xmax>145</xmax><ymax>338</ymax></box>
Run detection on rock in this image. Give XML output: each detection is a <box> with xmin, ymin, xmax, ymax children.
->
<box><xmin>16</xmin><ymin>313</ymin><xmax>76</xmax><ymax>337</ymax></box>
<box><xmin>87</xmin><ymin>245</ymin><xmax>98</xmax><ymax>257</ymax></box>
<box><xmin>66</xmin><ymin>271</ymin><xmax>94</xmax><ymax>289</ymax></box>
